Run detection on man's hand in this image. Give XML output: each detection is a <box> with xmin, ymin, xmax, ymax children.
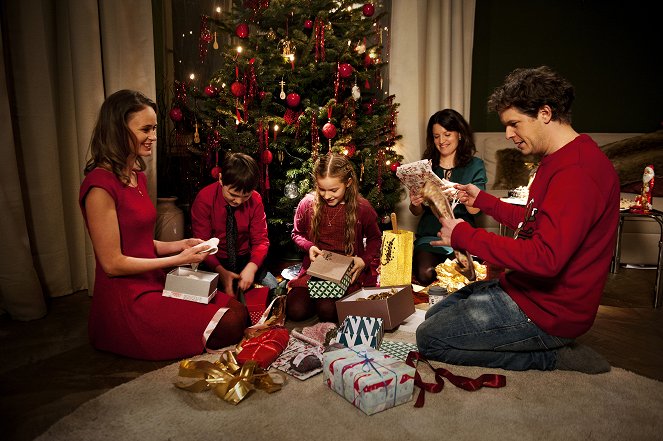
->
<box><xmin>430</xmin><ymin>218</ymin><xmax>465</xmax><ymax>247</ymax></box>
<box><xmin>216</xmin><ymin>265</ymin><xmax>240</xmax><ymax>297</ymax></box>
<box><xmin>455</xmin><ymin>183</ymin><xmax>481</xmax><ymax>208</ymax></box>
<box><xmin>238</xmin><ymin>262</ymin><xmax>258</xmax><ymax>292</ymax></box>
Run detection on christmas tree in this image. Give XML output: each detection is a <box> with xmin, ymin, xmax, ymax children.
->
<box><xmin>165</xmin><ymin>0</ymin><xmax>403</xmax><ymax>252</ymax></box>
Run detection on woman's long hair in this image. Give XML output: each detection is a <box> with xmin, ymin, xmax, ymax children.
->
<box><xmin>310</xmin><ymin>154</ymin><xmax>359</xmax><ymax>255</ymax></box>
<box><xmin>84</xmin><ymin>90</ymin><xmax>157</xmax><ymax>185</ymax></box>
<box><xmin>422</xmin><ymin>109</ymin><xmax>477</xmax><ymax>168</ymax></box>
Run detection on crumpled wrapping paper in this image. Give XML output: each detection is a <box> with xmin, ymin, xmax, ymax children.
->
<box><xmin>434</xmin><ymin>259</ymin><xmax>486</xmax><ymax>293</ymax></box>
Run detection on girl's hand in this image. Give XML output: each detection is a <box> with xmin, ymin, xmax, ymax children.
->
<box><xmin>349</xmin><ymin>256</ymin><xmax>366</xmax><ymax>283</ymax></box>
<box><xmin>309</xmin><ymin>245</ymin><xmax>323</xmax><ymax>262</ymax></box>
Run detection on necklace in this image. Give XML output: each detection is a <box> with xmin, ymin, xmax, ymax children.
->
<box><xmin>129</xmin><ymin>171</ymin><xmax>144</xmax><ymax>196</ymax></box>
<box><xmin>326</xmin><ymin>204</ymin><xmax>343</xmax><ymax>227</ymax></box>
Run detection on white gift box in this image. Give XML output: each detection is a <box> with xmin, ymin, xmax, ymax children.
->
<box><xmin>163</xmin><ymin>267</ymin><xmax>218</xmax><ymax>304</ymax></box>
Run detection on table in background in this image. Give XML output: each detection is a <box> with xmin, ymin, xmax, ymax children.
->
<box><xmin>610</xmin><ymin>209</ymin><xmax>663</xmax><ymax>308</ymax></box>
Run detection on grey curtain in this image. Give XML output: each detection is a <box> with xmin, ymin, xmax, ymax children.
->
<box><xmin>390</xmin><ymin>0</ymin><xmax>476</xmax><ymax>231</ymax></box>
<box><xmin>0</xmin><ymin>0</ymin><xmax>156</xmax><ymax>320</ymax></box>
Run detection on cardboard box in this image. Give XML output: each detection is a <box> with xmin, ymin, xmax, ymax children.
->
<box><xmin>335</xmin><ymin>285</ymin><xmax>415</xmax><ymax>331</ymax></box>
<box><xmin>163</xmin><ymin>267</ymin><xmax>218</xmax><ymax>304</ymax></box>
<box><xmin>307</xmin><ymin>251</ymin><xmax>354</xmax><ymax>299</ymax></box>
<box><xmin>322</xmin><ymin>344</ymin><xmax>415</xmax><ymax>415</ymax></box>
<box><xmin>335</xmin><ymin>315</ymin><xmax>384</xmax><ymax>349</ymax></box>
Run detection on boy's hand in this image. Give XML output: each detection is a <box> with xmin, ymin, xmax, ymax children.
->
<box><xmin>238</xmin><ymin>262</ymin><xmax>258</xmax><ymax>292</ymax></box>
<box><xmin>216</xmin><ymin>265</ymin><xmax>240</xmax><ymax>297</ymax></box>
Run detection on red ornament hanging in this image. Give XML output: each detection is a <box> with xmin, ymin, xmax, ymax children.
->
<box><xmin>204</xmin><ymin>85</ymin><xmax>217</xmax><ymax>97</ymax></box>
<box><xmin>258</xmin><ymin>91</ymin><xmax>267</xmax><ymax>100</ymax></box>
<box><xmin>364</xmin><ymin>53</ymin><xmax>374</xmax><ymax>67</ymax></box>
<box><xmin>231</xmin><ymin>81</ymin><xmax>246</xmax><ymax>97</ymax></box>
<box><xmin>322</xmin><ymin>122</ymin><xmax>337</xmax><ymax>139</ymax></box>
<box><xmin>235</xmin><ymin>23</ymin><xmax>249</xmax><ymax>38</ymax></box>
<box><xmin>362</xmin><ymin>3</ymin><xmax>375</xmax><ymax>17</ymax></box>
<box><xmin>304</xmin><ymin>19</ymin><xmax>313</xmax><ymax>29</ymax></box>
<box><xmin>261</xmin><ymin>149</ymin><xmax>273</xmax><ymax>165</ymax></box>
<box><xmin>211</xmin><ymin>166</ymin><xmax>222</xmax><ymax>180</ymax></box>
<box><xmin>390</xmin><ymin>161</ymin><xmax>400</xmax><ymax>172</ymax></box>
<box><xmin>286</xmin><ymin>92</ymin><xmax>301</xmax><ymax>108</ymax></box>
<box><xmin>338</xmin><ymin>63</ymin><xmax>353</xmax><ymax>79</ymax></box>
<box><xmin>169</xmin><ymin>107</ymin><xmax>183</xmax><ymax>122</ymax></box>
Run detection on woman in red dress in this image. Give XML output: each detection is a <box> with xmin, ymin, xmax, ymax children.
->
<box><xmin>79</xmin><ymin>90</ymin><xmax>248</xmax><ymax>360</ymax></box>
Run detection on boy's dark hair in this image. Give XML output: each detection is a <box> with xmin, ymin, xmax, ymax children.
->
<box><xmin>221</xmin><ymin>152</ymin><xmax>260</xmax><ymax>193</ymax></box>
<box><xmin>487</xmin><ymin>66</ymin><xmax>575</xmax><ymax>124</ymax></box>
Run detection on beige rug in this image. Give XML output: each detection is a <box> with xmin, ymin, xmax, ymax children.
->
<box><xmin>35</xmin><ymin>332</ymin><xmax>663</xmax><ymax>441</ymax></box>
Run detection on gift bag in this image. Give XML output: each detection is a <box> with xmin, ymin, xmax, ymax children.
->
<box><xmin>380</xmin><ymin>213</ymin><xmax>414</xmax><ymax>286</ymax></box>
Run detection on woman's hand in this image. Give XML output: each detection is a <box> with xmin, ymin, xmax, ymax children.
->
<box><xmin>175</xmin><ymin>244</ymin><xmax>210</xmax><ymax>266</ymax></box>
<box><xmin>348</xmin><ymin>256</ymin><xmax>366</xmax><ymax>283</ymax></box>
<box><xmin>409</xmin><ymin>189</ymin><xmax>425</xmax><ymax>216</ymax></box>
<box><xmin>309</xmin><ymin>245</ymin><xmax>323</xmax><ymax>262</ymax></box>
<box><xmin>182</xmin><ymin>238</ymin><xmax>204</xmax><ymax>249</ymax></box>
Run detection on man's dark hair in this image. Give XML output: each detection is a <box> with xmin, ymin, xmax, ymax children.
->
<box><xmin>487</xmin><ymin>66</ymin><xmax>575</xmax><ymax>124</ymax></box>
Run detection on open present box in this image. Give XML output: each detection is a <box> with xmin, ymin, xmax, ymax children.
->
<box><xmin>307</xmin><ymin>251</ymin><xmax>354</xmax><ymax>299</ymax></box>
<box><xmin>335</xmin><ymin>285</ymin><xmax>415</xmax><ymax>330</ymax></box>
<box><xmin>163</xmin><ymin>267</ymin><xmax>218</xmax><ymax>304</ymax></box>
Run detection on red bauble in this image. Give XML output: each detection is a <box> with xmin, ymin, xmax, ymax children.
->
<box><xmin>338</xmin><ymin>63</ymin><xmax>353</xmax><ymax>79</ymax></box>
<box><xmin>211</xmin><ymin>166</ymin><xmax>222</xmax><ymax>180</ymax></box>
<box><xmin>258</xmin><ymin>91</ymin><xmax>267</xmax><ymax>100</ymax></box>
<box><xmin>363</xmin><ymin>102</ymin><xmax>373</xmax><ymax>115</ymax></box>
<box><xmin>304</xmin><ymin>19</ymin><xmax>314</xmax><ymax>29</ymax></box>
<box><xmin>364</xmin><ymin>53</ymin><xmax>374</xmax><ymax>67</ymax></box>
<box><xmin>169</xmin><ymin>107</ymin><xmax>183</xmax><ymax>122</ymax></box>
<box><xmin>204</xmin><ymin>85</ymin><xmax>217</xmax><ymax>97</ymax></box>
<box><xmin>261</xmin><ymin>149</ymin><xmax>273</xmax><ymax>165</ymax></box>
<box><xmin>235</xmin><ymin>23</ymin><xmax>249</xmax><ymax>39</ymax></box>
<box><xmin>230</xmin><ymin>81</ymin><xmax>246</xmax><ymax>97</ymax></box>
<box><xmin>201</xmin><ymin>29</ymin><xmax>213</xmax><ymax>43</ymax></box>
<box><xmin>322</xmin><ymin>122</ymin><xmax>337</xmax><ymax>139</ymax></box>
<box><xmin>345</xmin><ymin>144</ymin><xmax>356</xmax><ymax>157</ymax></box>
<box><xmin>286</xmin><ymin>92</ymin><xmax>301</xmax><ymax>108</ymax></box>
<box><xmin>362</xmin><ymin>3</ymin><xmax>375</xmax><ymax>17</ymax></box>
<box><xmin>390</xmin><ymin>161</ymin><xmax>400</xmax><ymax>172</ymax></box>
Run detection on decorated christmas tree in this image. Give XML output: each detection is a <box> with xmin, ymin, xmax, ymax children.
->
<box><xmin>164</xmin><ymin>0</ymin><xmax>403</xmax><ymax>252</ymax></box>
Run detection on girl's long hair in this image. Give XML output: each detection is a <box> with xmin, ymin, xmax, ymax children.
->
<box><xmin>84</xmin><ymin>90</ymin><xmax>157</xmax><ymax>185</ymax></box>
<box><xmin>310</xmin><ymin>154</ymin><xmax>358</xmax><ymax>255</ymax></box>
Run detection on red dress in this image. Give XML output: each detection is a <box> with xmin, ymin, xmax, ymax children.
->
<box><xmin>79</xmin><ymin>169</ymin><xmax>236</xmax><ymax>360</ymax></box>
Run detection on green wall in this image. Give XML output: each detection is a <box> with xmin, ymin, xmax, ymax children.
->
<box><xmin>470</xmin><ymin>0</ymin><xmax>663</xmax><ymax>133</ymax></box>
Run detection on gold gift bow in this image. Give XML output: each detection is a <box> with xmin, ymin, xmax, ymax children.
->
<box><xmin>174</xmin><ymin>350</ymin><xmax>284</xmax><ymax>405</ymax></box>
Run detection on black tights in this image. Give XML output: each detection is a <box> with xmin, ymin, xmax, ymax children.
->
<box><xmin>413</xmin><ymin>248</ymin><xmax>450</xmax><ymax>285</ymax></box>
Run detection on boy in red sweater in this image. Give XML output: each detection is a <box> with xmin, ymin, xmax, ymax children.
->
<box><xmin>191</xmin><ymin>153</ymin><xmax>270</xmax><ymax>297</ymax></box>
<box><xmin>417</xmin><ymin>66</ymin><xmax>619</xmax><ymax>373</ymax></box>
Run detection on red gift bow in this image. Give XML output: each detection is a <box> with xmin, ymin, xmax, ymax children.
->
<box><xmin>236</xmin><ymin>326</ymin><xmax>290</xmax><ymax>369</ymax></box>
<box><xmin>405</xmin><ymin>351</ymin><xmax>506</xmax><ymax>407</ymax></box>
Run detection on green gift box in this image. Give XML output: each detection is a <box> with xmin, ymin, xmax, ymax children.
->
<box><xmin>307</xmin><ymin>251</ymin><xmax>354</xmax><ymax>299</ymax></box>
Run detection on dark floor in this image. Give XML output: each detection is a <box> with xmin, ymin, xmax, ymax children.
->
<box><xmin>1</xmin><ymin>267</ymin><xmax>661</xmax><ymax>441</ymax></box>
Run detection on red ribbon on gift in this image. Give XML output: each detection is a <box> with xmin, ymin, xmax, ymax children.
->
<box><xmin>405</xmin><ymin>351</ymin><xmax>506</xmax><ymax>407</ymax></box>
<box><xmin>236</xmin><ymin>326</ymin><xmax>290</xmax><ymax>369</ymax></box>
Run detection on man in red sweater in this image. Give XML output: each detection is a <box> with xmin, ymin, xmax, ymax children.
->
<box><xmin>416</xmin><ymin>66</ymin><xmax>619</xmax><ymax>373</ymax></box>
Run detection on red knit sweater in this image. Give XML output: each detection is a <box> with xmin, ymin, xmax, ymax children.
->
<box><xmin>452</xmin><ymin>135</ymin><xmax>620</xmax><ymax>338</ymax></box>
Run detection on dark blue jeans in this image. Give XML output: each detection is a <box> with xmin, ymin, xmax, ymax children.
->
<box><xmin>416</xmin><ymin>279</ymin><xmax>572</xmax><ymax>371</ymax></box>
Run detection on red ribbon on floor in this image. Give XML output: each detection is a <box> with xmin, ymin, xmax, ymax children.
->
<box><xmin>405</xmin><ymin>351</ymin><xmax>507</xmax><ymax>407</ymax></box>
